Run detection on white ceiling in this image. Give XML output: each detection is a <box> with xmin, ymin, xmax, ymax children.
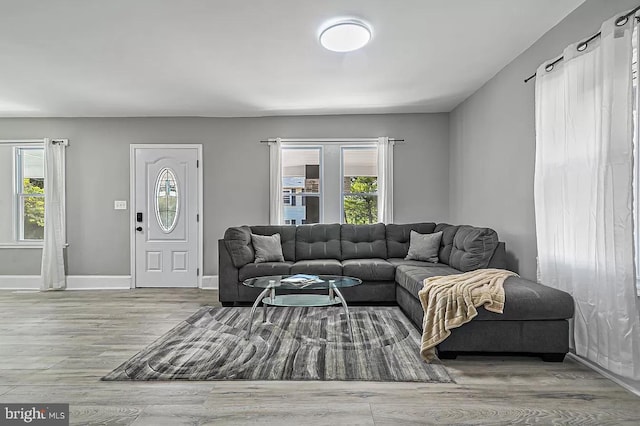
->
<box><xmin>0</xmin><ymin>0</ymin><xmax>585</xmax><ymax>118</ymax></box>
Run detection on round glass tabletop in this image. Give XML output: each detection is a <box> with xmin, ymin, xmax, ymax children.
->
<box><xmin>242</xmin><ymin>274</ymin><xmax>362</xmax><ymax>290</ymax></box>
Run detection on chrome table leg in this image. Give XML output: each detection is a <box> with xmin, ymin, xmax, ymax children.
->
<box><xmin>247</xmin><ymin>287</ymin><xmax>271</xmax><ymax>338</ymax></box>
<box><xmin>263</xmin><ymin>288</ymin><xmax>275</xmax><ymax>323</ymax></box>
<box><xmin>331</xmin><ymin>285</ymin><xmax>353</xmax><ymax>340</ymax></box>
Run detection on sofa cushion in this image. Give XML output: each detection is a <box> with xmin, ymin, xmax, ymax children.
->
<box><xmin>475</xmin><ymin>276</ymin><xmax>575</xmax><ymax>321</ymax></box>
<box><xmin>224</xmin><ymin>226</ymin><xmax>254</xmax><ymax>268</ymax></box>
<box><xmin>395</xmin><ymin>264</ymin><xmax>460</xmax><ymax>298</ymax></box>
<box><xmin>341</xmin><ymin>223</ymin><xmax>387</xmax><ymax>260</ymax></box>
<box><xmin>239</xmin><ymin>261</ymin><xmax>294</xmax><ymax>281</ymax></box>
<box><xmin>251</xmin><ymin>225</ymin><xmax>296</xmax><ymax>261</ymax></box>
<box><xmin>386</xmin><ymin>222</ymin><xmax>437</xmax><ymax>258</ymax></box>
<box><xmin>405</xmin><ymin>230</ymin><xmax>442</xmax><ymax>263</ymax></box>
<box><xmin>295</xmin><ymin>224</ymin><xmax>341</xmax><ymax>260</ymax></box>
<box><xmin>251</xmin><ymin>233</ymin><xmax>285</xmax><ymax>263</ymax></box>
<box><xmin>342</xmin><ymin>258</ymin><xmax>395</xmax><ymax>281</ymax></box>
<box><xmin>434</xmin><ymin>223</ymin><xmax>460</xmax><ymax>265</ymax></box>
<box><xmin>449</xmin><ymin>225</ymin><xmax>499</xmax><ymax>272</ymax></box>
<box><xmin>396</xmin><ymin>266</ymin><xmax>574</xmax><ymax>321</ymax></box>
<box><xmin>291</xmin><ymin>259</ymin><xmax>342</xmax><ymax>275</ymax></box>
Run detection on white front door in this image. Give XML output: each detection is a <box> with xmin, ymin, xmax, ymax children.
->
<box><xmin>132</xmin><ymin>145</ymin><xmax>200</xmax><ymax>287</ymax></box>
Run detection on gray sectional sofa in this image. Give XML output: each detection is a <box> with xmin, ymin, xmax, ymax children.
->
<box><xmin>218</xmin><ymin>222</ymin><xmax>574</xmax><ymax>361</ymax></box>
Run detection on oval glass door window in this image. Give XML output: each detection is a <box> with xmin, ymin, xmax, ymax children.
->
<box><xmin>154</xmin><ymin>168</ymin><xmax>179</xmax><ymax>233</ymax></box>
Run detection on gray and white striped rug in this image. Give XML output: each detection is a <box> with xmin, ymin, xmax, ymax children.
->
<box><xmin>102</xmin><ymin>306</ymin><xmax>454</xmax><ymax>382</ymax></box>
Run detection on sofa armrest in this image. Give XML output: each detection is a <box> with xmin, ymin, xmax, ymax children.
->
<box><xmin>218</xmin><ymin>239</ymin><xmax>240</xmax><ymax>303</ymax></box>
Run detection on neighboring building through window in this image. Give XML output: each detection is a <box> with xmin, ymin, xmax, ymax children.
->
<box><xmin>282</xmin><ymin>148</ymin><xmax>321</xmax><ymax>225</ymax></box>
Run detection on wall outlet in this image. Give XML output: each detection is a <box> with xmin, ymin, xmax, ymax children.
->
<box><xmin>114</xmin><ymin>200</ymin><xmax>127</xmax><ymax>210</ymax></box>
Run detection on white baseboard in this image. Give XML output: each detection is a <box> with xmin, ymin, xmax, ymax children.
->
<box><xmin>66</xmin><ymin>275</ymin><xmax>132</xmax><ymax>290</ymax></box>
<box><xmin>201</xmin><ymin>275</ymin><xmax>218</xmax><ymax>290</ymax></box>
<box><xmin>567</xmin><ymin>353</ymin><xmax>640</xmax><ymax>397</ymax></box>
<box><xmin>1</xmin><ymin>275</ymin><xmax>218</xmax><ymax>290</ymax></box>
<box><xmin>0</xmin><ymin>275</ymin><xmax>131</xmax><ymax>290</ymax></box>
<box><xmin>0</xmin><ymin>275</ymin><xmax>42</xmax><ymax>290</ymax></box>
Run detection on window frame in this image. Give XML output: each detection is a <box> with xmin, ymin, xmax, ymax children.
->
<box><xmin>0</xmin><ymin>139</ymin><xmax>66</xmax><ymax>249</ymax></box>
<box><xmin>278</xmin><ymin>141</ymin><xmax>383</xmax><ymax>225</ymax></box>
<box><xmin>15</xmin><ymin>146</ymin><xmax>46</xmax><ymax>242</ymax></box>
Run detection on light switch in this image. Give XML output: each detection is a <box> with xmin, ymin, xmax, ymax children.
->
<box><xmin>114</xmin><ymin>200</ymin><xmax>127</xmax><ymax>210</ymax></box>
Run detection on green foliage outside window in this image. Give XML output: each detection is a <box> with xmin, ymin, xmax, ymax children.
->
<box><xmin>23</xmin><ymin>178</ymin><xmax>45</xmax><ymax>239</ymax></box>
<box><xmin>343</xmin><ymin>176</ymin><xmax>378</xmax><ymax>224</ymax></box>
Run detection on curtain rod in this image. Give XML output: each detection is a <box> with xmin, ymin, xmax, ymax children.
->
<box><xmin>524</xmin><ymin>4</ymin><xmax>640</xmax><ymax>83</ymax></box>
<box><xmin>259</xmin><ymin>137</ymin><xmax>405</xmax><ymax>143</ymax></box>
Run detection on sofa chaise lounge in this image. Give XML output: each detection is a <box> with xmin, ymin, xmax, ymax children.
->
<box><xmin>218</xmin><ymin>222</ymin><xmax>574</xmax><ymax>361</ymax></box>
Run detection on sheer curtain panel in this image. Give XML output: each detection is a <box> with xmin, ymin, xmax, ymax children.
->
<box><xmin>377</xmin><ymin>137</ymin><xmax>394</xmax><ymax>224</ymax></box>
<box><xmin>534</xmin><ymin>14</ymin><xmax>640</xmax><ymax>379</ymax></box>
<box><xmin>268</xmin><ymin>138</ymin><xmax>283</xmax><ymax>225</ymax></box>
<box><xmin>41</xmin><ymin>139</ymin><xmax>67</xmax><ymax>291</ymax></box>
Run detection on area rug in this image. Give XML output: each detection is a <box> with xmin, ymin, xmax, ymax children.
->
<box><xmin>102</xmin><ymin>306</ymin><xmax>454</xmax><ymax>383</ymax></box>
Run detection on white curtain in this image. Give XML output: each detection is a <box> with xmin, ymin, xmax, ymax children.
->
<box><xmin>41</xmin><ymin>139</ymin><xmax>67</xmax><ymax>291</ymax></box>
<box><xmin>268</xmin><ymin>138</ymin><xmax>283</xmax><ymax>225</ymax></box>
<box><xmin>377</xmin><ymin>136</ymin><xmax>394</xmax><ymax>224</ymax></box>
<box><xmin>535</xmin><ymin>14</ymin><xmax>640</xmax><ymax>379</ymax></box>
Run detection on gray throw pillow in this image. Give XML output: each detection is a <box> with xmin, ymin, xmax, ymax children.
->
<box><xmin>224</xmin><ymin>226</ymin><xmax>254</xmax><ymax>268</ymax></box>
<box><xmin>405</xmin><ymin>230</ymin><xmax>443</xmax><ymax>263</ymax></box>
<box><xmin>251</xmin><ymin>233</ymin><xmax>285</xmax><ymax>263</ymax></box>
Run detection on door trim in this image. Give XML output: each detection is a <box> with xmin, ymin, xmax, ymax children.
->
<box><xmin>129</xmin><ymin>144</ymin><xmax>203</xmax><ymax>289</ymax></box>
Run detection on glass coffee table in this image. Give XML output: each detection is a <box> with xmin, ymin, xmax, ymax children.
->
<box><xmin>242</xmin><ymin>275</ymin><xmax>362</xmax><ymax>339</ymax></box>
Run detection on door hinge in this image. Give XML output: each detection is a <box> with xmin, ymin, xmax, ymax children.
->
<box><xmin>197</xmin><ymin>160</ymin><xmax>199</xmax><ymax>168</ymax></box>
<box><xmin>197</xmin><ymin>214</ymin><xmax>199</xmax><ymax>222</ymax></box>
<box><xmin>197</xmin><ymin>268</ymin><xmax>200</xmax><ymax>276</ymax></box>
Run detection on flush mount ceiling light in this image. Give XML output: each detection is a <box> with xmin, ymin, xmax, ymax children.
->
<box><xmin>319</xmin><ymin>20</ymin><xmax>372</xmax><ymax>52</ymax></box>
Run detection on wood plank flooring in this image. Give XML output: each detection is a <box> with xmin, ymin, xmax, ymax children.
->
<box><xmin>0</xmin><ymin>288</ymin><xmax>638</xmax><ymax>425</ymax></box>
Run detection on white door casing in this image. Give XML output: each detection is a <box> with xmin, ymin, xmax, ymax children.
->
<box><xmin>130</xmin><ymin>145</ymin><xmax>202</xmax><ymax>288</ymax></box>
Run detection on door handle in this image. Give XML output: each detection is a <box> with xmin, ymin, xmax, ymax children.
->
<box><xmin>136</xmin><ymin>226</ymin><xmax>143</xmax><ymax>232</ymax></box>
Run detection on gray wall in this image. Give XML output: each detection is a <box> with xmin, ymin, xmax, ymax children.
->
<box><xmin>448</xmin><ymin>0</ymin><xmax>638</xmax><ymax>280</ymax></box>
<box><xmin>0</xmin><ymin>113</ymin><xmax>450</xmax><ymax>276</ymax></box>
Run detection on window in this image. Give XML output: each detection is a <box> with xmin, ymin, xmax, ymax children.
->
<box><xmin>281</xmin><ymin>147</ymin><xmax>321</xmax><ymax>225</ymax></box>
<box><xmin>271</xmin><ymin>138</ymin><xmax>392</xmax><ymax>225</ymax></box>
<box><xmin>279</xmin><ymin>143</ymin><xmax>382</xmax><ymax>224</ymax></box>
<box><xmin>0</xmin><ymin>145</ymin><xmax>48</xmax><ymax>244</ymax></box>
<box><xmin>342</xmin><ymin>147</ymin><xmax>378</xmax><ymax>224</ymax></box>
<box><xmin>154</xmin><ymin>167</ymin><xmax>179</xmax><ymax>233</ymax></box>
<box><xmin>0</xmin><ymin>139</ymin><xmax>67</xmax><ymax>252</ymax></box>
<box><xmin>16</xmin><ymin>147</ymin><xmax>45</xmax><ymax>240</ymax></box>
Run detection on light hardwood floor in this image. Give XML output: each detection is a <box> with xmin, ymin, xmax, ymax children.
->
<box><xmin>0</xmin><ymin>288</ymin><xmax>638</xmax><ymax>425</ymax></box>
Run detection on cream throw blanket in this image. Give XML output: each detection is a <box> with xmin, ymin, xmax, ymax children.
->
<box><xmin>418</xmin><ymin>268</ymin><xmax>517</xmax><ymax>362</ymax></box>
